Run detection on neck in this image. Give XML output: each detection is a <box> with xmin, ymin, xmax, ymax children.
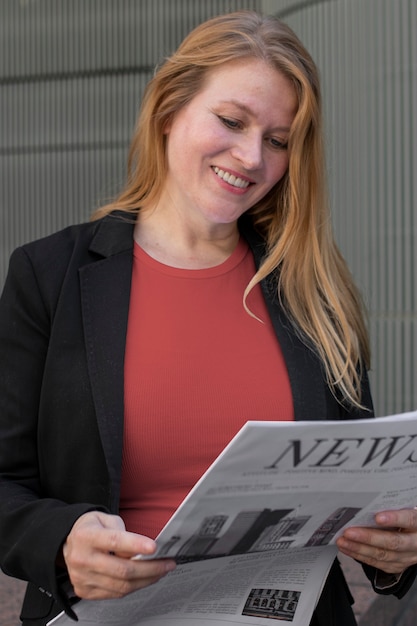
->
<box><xmin>134</xmin><ymin>208</ymin><xmax>240</xmax><ymax>269</ymax></box>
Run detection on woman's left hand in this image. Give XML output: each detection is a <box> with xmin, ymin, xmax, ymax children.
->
<box><xmin>336</xmin><ymin>508</ymin><xmax>417</xmax><ymax>574</ymax></box>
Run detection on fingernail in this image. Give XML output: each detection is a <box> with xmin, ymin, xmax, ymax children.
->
<box><xmin>165</xmin><ymin>560</ymin><xmax>176</xmax><ymax>572</ymax></box>
<box><xmin>142</xmin><ymin>539</ymin><xmax>157</xmax><ymax>552</ymax></box>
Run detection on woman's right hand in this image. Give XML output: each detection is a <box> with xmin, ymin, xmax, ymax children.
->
<box><xmin>62</xmin><ymin>511</ymin><xmax>176</xmax><ymax>600</ymax></box>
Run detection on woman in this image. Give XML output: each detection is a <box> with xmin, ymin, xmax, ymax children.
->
<box><xmin>0</xmin><ymin>11</ymin><xmax>416</xmax><ymax>626</ymax></box>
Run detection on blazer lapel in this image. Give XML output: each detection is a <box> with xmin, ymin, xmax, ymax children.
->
<box><xmin>261</xmin><ymin>285</ymin><xmax>328</xmax><ymax>422</ymax></box>
<box><xmin>79</xmin><ymin>215</ymin><xmax>135</xmax><ymax>510</ymax></box>
<box><xmin>239</xmin><ymin>216</ymin><xmax>327</xmax><ymax>422</ymax></box>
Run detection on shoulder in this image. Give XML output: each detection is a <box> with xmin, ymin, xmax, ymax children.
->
<box><xmin>9</xmin><ymin>212</ymin><xmax>135</xmax><ymax>275</ymax></box>
<box><xmin>4</xmin><ymin>221</ymin><xmax>98</xmax><ymax>302</ymax></box>
<box><xmin>1</xmin><ymin>222</ymin><xmax>97</xmax><ymax>319</ymax></box>
<box><xmin>3</xmin><ymin>213</ymin><xmax>134</xmax><ymax>310</ymax></box>
<box><xmin>18</xmin><ymin>220</ymin><xmax>101</xmax><ymax>262</ymax></box>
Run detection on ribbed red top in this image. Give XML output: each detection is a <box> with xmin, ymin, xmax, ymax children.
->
<box><xmin>120</xmin><ymin>238</ymin><xmax>293</xmax><ymax>538</ymax></box>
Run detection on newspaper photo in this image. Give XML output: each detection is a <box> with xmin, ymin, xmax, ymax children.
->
<box><xmin>49</xmin><ymin>409</ymin><xmax>417</xmax><ymax>626</ymax></box>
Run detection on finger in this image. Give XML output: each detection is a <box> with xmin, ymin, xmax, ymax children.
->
<box><xmin>336</xmin><ymin>528</ymin><xmax>410</xmax><ymax>574</ymax></box>
<box><xmin>337</xmin><ymin>528</ymin><xmax>403</xmax><ymax>557</ymax></box>
<box><xmin>66</xmin><ymin>513</ymin><xmax>157</xmax><ymax>560</ymax></box>
<box><xmin>336</xmin><ymin>538</ymin><xmax>402</xmax><ymax>573</ymax></box>
<box><xmin>70</xmin><ymin>552</ymin><xmax>176</xmax><ymax>600</ymax></box>
<box><xmin>341</xmin><ymin>525</ymin><xmax>404</xmax><ymax>550</ymax></box>
<box><xmin>95</xmin><ymin>527</ymin><xmax>157</xmax><ymax>559</ymax></box>
<box><xmin>374</xmin><ymin>507</ymin><xmax>417</xmax><ymax>532</ymax></box>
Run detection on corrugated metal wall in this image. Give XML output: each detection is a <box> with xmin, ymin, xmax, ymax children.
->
<box><xmin>1</xmin><ymin>0</ymin><xmax>415</xmax><ymax>416</ymax></box>
<box><xmin>281</xmin><ymin>0</ymin><xmax>416</xmax><ymax>416</ymax></box>
<box><xmin>0</xmin><ymin>0</ymin><xmax>261</xmax><ymax>276</ymax></box>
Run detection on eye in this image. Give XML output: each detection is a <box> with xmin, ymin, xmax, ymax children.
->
<box><xmin>218</xmin><ymin>115</ymin><xmax>242</xmax><ymax>130</ymax></box>
<box><xmin>267</xmin><ymin>136</ymin><xmax>288</xmax><ymax>151</ymax></box>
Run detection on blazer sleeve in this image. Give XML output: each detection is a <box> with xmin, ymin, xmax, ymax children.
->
<box><xmin>0</xmin><ymin>246</ymin><xmax>107</xmax><ymax>617</ymax></box>
<box><xmin>342</xmin><ymin>369</ymin><xmax>417</xmax><ymax>598</ymax></box>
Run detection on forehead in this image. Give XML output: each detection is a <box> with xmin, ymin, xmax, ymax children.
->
<box><xmin>195</xmin><ymin>58</ymin><xmax>297</xmax><ymax>123</ymax></box>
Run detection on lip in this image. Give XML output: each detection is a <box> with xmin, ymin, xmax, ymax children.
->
<box><xmin>211</xmin><ymin>166</ymin><xmax>255</xmax><ymax>194</ymax></box>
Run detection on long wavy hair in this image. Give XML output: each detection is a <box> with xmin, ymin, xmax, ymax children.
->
<box><xmin>93</xmin><ymin>10</ymin><xmax>370</xmax><ymax>408</ymax></box>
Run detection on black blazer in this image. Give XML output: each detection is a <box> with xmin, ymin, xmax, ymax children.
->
<box><xmin>0</xmin><ymin>213</ymin><xmax>413</xmax><ymax>625</ymax></box>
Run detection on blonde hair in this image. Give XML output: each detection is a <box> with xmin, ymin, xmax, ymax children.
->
<box><xmin>93</xmin><ymin>11</ymin><xmax>370</xmax><ymax>408</ymax></box>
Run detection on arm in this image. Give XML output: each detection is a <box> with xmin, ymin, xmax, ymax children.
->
<box><xmin>0</xmin><ymin>246</ymin><xmax>99</xmax><ymax>613</ymax></box>
<box><xmin>0</xmin><ymin>246</ymin><xmax>174</xmax><ymax>619</ymax></box>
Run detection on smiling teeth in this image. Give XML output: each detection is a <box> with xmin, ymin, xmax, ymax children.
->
<box><xmin>213</xmin><ymin>167</ymin><xmax>250</xmax><ymax>189</ymax></box>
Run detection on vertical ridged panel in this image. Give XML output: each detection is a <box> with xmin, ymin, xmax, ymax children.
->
<box><xmin>281</xmin><ymin>0</ymin><xmax>416</xmax><ymax>415</ymax></box>
<box><xmin>0</xmin><ymin>0</ymin><xmax>261</xmax><ymax>280</ymax></box>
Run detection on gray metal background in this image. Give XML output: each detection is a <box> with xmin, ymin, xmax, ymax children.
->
<box><xmin>281</xmin><ymin>0</ymin><xmax>417</xmax><ymax>416</ymax></box>
<box><xmin>1</xmin><ymin>0</ymin><xmax>415</xmax><ymax>416</ymax></box>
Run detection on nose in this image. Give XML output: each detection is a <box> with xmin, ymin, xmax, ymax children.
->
<box><xmin>231</xmin><ymin>133</ymin><xmax>263</xmax><ymax>170</ymax></box>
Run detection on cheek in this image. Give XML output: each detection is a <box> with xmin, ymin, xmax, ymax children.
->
<box><xmin>268</xmin><ymin>155</ymin><xmax>289</xmax><ymax>186</ymax></box>
<box><xmin>166</xmin><ymin>129</ymin><xmax>195</xmax><ymax>170</ymax></box>
<box><xmin>172</xmin><ymin>128</ymin><xmax>211</xmax><ymax>162</ymax></box>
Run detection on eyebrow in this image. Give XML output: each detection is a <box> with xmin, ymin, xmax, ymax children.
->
<box><xmin>218</xmin><ymin>99</ymin><xmax>292</xmax><ymax>133</ymax></box>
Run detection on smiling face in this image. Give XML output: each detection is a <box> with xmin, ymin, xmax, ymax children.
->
<box><xmin>158</xmin><ymin>58</ymin><xmax>298</xmax><ymax>235</ymax></box>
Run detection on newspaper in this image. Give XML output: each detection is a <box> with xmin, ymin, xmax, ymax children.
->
<box><xmin>49</xmin><ymin>409</ymin><xmax>417</xmax><ymax>626</ymax></box>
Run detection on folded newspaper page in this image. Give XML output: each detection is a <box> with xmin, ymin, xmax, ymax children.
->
<box><xmin>49</xmin><ymin>410</ymin><xmax>417</xmax><ymax>626</ymax></box>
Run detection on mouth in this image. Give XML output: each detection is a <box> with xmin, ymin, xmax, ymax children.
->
<box><xmin>212</xmin><ymin>166</ymin><xmax>252</xmax><ymax>189</ymax></box>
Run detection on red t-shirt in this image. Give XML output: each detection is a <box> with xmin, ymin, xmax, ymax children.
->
<box><xmin>120</xmin><ymin>238</ymin><xmax>294</xmax><ymax>538</ymax></box>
